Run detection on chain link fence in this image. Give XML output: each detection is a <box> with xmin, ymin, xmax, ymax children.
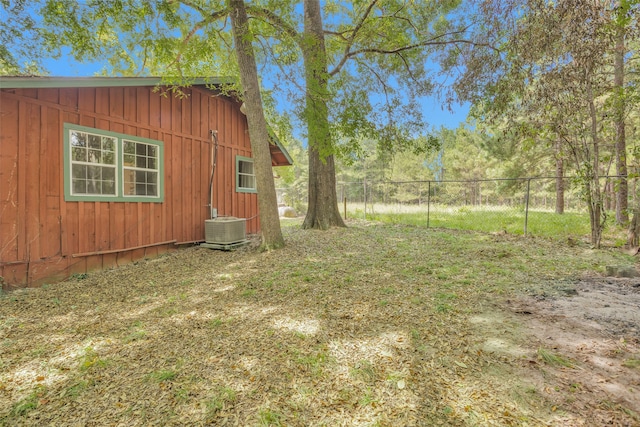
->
<box><xmin>280</xmin><ymin>176</ymin><xmax>637</xmax><ymax>242</ymax></box>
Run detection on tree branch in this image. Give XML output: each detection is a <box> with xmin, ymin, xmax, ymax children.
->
<box><xmin>393</xmin><ymin>51</ymin><xmax>422</xmax><ymax>88</ymax></box>
<box><xmin>330</xmin><ymin>35</ymin><xmax>498</xmax><ymax>77</ymax></box>
<box><xmin>167</xmin><ymin>3</ymin><xmax>230</xmax><ymax>73</ymax></box>
<box><xmin>245</xmin><ymin>6</ymin><xmax>299</xmax><ymax>40</ymax></box>
<box><xmin>358</xmin><ymin>58</ymin><xmax>392</xmax><ymax>101</ymax></box>
<box><xmin>172</xmin><ymin>0</ymin><xmax>208</xmax><ymax>16</ymax></box>
<box><xmin>323</xmin><ymin>29</ymin><xmax>351</xmax><ymax>41</ymax></box>
<box><xmin>329</xmin><ymin>19</ymin><xmax>498</xmax><ymax>77</ymax></box>
<box><xmin>254</xmin><ymin>34</ymin><xmax>305</xmax><ymax>94</ymax></box>
<box><xmin>328</xmin><ymin>0</ymin><xmax>380</xmax><ymax>76</ymax></box>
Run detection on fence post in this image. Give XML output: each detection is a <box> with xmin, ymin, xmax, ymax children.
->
<box><xmin>524</xmin><ymin>178</ymin><xmax>531</xmax><ymax>236</ymax></box>
<box><xmin>427</xmin><ymin>181</ymin><xmax>431</xmax><ymax>229</ymax></box>
<box><xmin>342</xmin><ymin>184</ymin><xmax>346</xmax><ymax>220</ymax></box>
<box><xmin>344</xmin><ymin>196</ymin><xmax>347</xmax><ymax>220</ymax></box>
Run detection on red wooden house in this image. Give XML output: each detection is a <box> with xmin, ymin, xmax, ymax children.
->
<box><xmin>0</xmin><ymin>77</ymin><xmax>292</xmax><ymax>290</ymax></box>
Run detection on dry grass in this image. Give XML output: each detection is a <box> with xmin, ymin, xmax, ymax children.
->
<box><xmin>0</xmin><ymin>219</ymin><xmax>635</xmax><ymax>426</ymax></box>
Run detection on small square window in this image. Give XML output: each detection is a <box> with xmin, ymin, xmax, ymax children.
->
<box><xmin>236</xmin><ymin>156</ymin><xmax>256</xmax><ymax>193</ymax></box>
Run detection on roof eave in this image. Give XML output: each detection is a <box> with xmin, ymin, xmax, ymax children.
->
<box><xmin>0</xmin><ymin>76</ymin><xmax>233</xmax><ymax>89</ymax></box>
<box><xmin>268</xmin><ymin>128</ymin><xmax>294</xmax><ymax>166</ymax></box>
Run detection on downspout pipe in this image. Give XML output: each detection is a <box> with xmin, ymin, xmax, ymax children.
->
<box><xmin>209</xmin><ymin>130</ymin><xmax>219</xmax><ymax>219</ymax></box>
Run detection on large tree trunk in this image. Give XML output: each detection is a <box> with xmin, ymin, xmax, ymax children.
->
<box><xmin>614</xmin><ymin>23</ymin><xmax>628</xmax><ymax>225</ymax></box>
<box><xmin>301</xmin><ymin>0</ymin><xmax>346</xmax><ymax>230</ymax></box>
<box><xmin>229</xmin><ymin>0</ymin><xmax>284</xmax><ymax>248</ymax></box>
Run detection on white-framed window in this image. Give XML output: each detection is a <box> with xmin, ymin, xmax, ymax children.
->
<box><xmin>123</xmin><ymin>139</ymin><xmax>159</xmax><ymax>197</ymax></box>
<box><xmin>236</xmin><ymin>156</ymin><xmax>256</xmax><ymax>193</ymax></box>
<box><xmin>64</xmin><ymin>123</ymin><xmax>163</xmax><ymax>202</ymax></box>
<box><xmin>69</xmin><ymin>130</ymin><xmax>117</xmax><ymax>196</ymax></box>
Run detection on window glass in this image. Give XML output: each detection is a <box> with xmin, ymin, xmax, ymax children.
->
<box><xmin>237</xmin><ymin>157</ymin><xmax>256</xmax><ymax>192</ymax></box>
<box><xmin>72</xmin><ymin>147</ymin><xmax>86</xmax><ymax>162</ymax></box>
<box><xmin>103</xmin><ymin>137</ymin><xmax>115</xmax><ymax>152</ymax></box>
<box><xmin>71</xmin><ymin>131</ymin><xmax>86</xmax><ymax>147</ymax></box>
<box><xmin>122</xmin><ymin>140</ymin><xmax>160</xmax><ymax>198</ymax></box>
<box><xmin>88</xmin><ymin>134</ymin><xmax>101</xmax><ymax>149</ymax></box>
<box><xmin>69</xmin><ymin>129</ymin><xmax>116</xmax><ymax>196</ymax></box>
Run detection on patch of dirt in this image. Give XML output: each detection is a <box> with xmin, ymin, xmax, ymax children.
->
<box><xmin>502</xmin><ymin>277</ymin><xmax>640</xmax><ymax>426</ymax></box>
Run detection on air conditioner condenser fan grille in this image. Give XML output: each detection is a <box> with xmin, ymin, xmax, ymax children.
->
<box><xmin>205</xmin><ymin>218</ymin><xmax>246</xmax><ymax>244</ymax></box>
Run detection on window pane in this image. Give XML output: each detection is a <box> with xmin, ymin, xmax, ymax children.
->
<box><xmin>87</xmin><ymin>180</ymin><xmax>99</xmax><ymax>194</ymax></box>
<box><xmin>124</xmin><ymin>154</ymin><xmax>135</xmax><ymax>166</ymax></box>
<box><xmin>71</xmin><ymin>129</ymin><xmax>114</xmax><ymax>178</ymax></box>
<box><xmin>239</xmin><ymin>161</ymin><xmax>253</xmax><ymax>174</ymax></box>
<box><xmin>71</xmin><ymin>131</ymin><xmax>86</xmax><ymax>147</ymax></box>
<box><xmin>88</xmin><ymin>134</ymin><xmax>101</xmax><ymax>149</ymax></box>
<box><xmin>136</xmin><ymin>170</ymin><xmax>146</xmax><ymax>183</ymax></box>
<box><xmin>123</xmin><ymin>170</ymin><xmax>135</xmax><ymax>195</ymax></box>
<box><xmin>102</xmin><ymin>181</ymin><xmax>115</xmax><ymax>195</ymax></box>
<box><xmin>124</xmin><ymin>140</ymin><xmax>136</xmax><ymax>154</ymax></box>
<box><xmin>136</xmin><ymin>143</ymin><xmax>147</xmax><ymax>156</ymax></box>
<box><xmin>136</xmin><ymin>155</ymin><xmax>146</xmax><ymax>168</ymax></box>
<box><xmin>148</xmin><ymin>157</ymin><xmax>156</xmax><ymax>169</ymax></box>
<box><xmin>103</xmin><ymin>151</ymin><xmax>115</xmax><ymax>165</ymax></box>
<box><xmin>240</xmin><ymin>174</ymin><xmax>255</xmax><ymax>189</ymax></box>
<box><xmin>81</xmin><ymin>165</ymin><xmax>104</xmax><ymax>196</ymax></box>
<box><xmin>87</xmin><ymin>165</ymin><xmax>101</xmax><ymax>179</ymax></box>
<box><xmin>124</xmin><ymin>169</ymin><xmax>134</xmax><ymax>184</ymax></box>
<box><xmin>148</xmin><ymin>146</ymin><xmax>156</xmax><ymax>157</ymax></box>
<box><xmin>103</xmin><ymin>167</ymin><xmax>115</xmax><ymax>181</ymax></box>
<box><xmin>72</xmin><ymin>179</ymin><xmax>86</xmax><ymax>194</ymax></box>
<box><xmin>98</xmin><ymin>166</ymin><xmax>116</xmax><ymax>195</ymax></box>
<box><xmin>136</xmin><ymin>183</ymin><xmax>146</xmax><ymax>195</ymax></box>
<box><xmin>72</xmin><ymin>164</ymin><xmax>87</xmax><ymax>179</ymax></box>
<box><xmin>72</xmin><ymin>147</ymin><xmax>86</xmax><ymax>162</ymax></box>
<box><xmin>102</xmin><ymin>137</ymin><xmax>115</xmax><ymax>152</ymax></box>
<box><xmin>147</xmin><ymin>184</ymin><xmax>157</xmax><ymax>196</ymax></box>
<box><xmin>147</xmin><ymin>171</ymin><xmax>157</xmax><ymax>184</ymax></box>
<box><xmin>88</xmin><ymin>149</ymin><xmax>102</xmax><ymax>163</ymax></box>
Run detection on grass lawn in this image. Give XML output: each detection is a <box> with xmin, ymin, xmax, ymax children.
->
<box><xmin>0</xmin><ymin>219</ymin><xmax>637</xmax><ymax>426</ymax></box>
<box><xmin>360</xmin><ymin>206</ymin><xmax>626</xmax><ymax>244</ymax></box>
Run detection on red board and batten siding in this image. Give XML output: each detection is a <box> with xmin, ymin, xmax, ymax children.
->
<box><xmin>0</xmin><ymin>84</ymin><xmax>259</xmax><ymax>289</ymax></box>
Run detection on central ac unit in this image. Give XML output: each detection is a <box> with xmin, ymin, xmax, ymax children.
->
<box><xmin>205</xmin><ymin>217</ymin><xmax>246</xmax><ymax>244</ymax></box>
